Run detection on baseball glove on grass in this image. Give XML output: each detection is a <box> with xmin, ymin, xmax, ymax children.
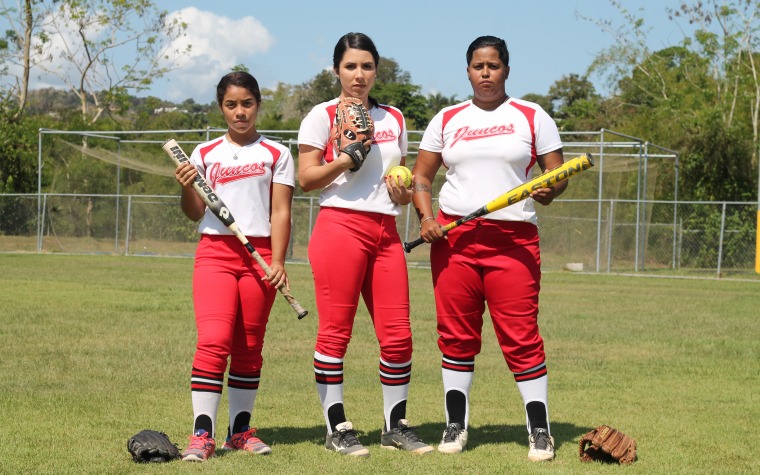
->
<box><xmin>127</xmin><ymin>429</ymin><xmax>181</xmax><ymax>463</ymax></box>
<box><xmin>332</xmin><ymin>97</ymin><xmax>374</xmax><ymax>172</ymax></box>
<box><xmin>578</xmin><ymin>425</ymin><xmax>637</xmax><ymax>465</ymax></box>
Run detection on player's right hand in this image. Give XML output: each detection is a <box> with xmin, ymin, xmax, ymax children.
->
<box><xmin>175</xmin><ymin>162</ymin><xmax>197</xmax><ymax>187</ymax></box>
<box><xmin>264</xmin><ymin>262</ymin><xmax>289</xmax><ymax>290</ymax></box>
<box><xmin>420</xmin><ymin>218</ymin><xmax>446</xmax><ymax>243</ymax></box>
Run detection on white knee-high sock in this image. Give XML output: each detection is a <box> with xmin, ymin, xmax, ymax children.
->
<box><xmin>227</xmin><ymin>370</ymin><xmax>260</xmax><ymax>435</ymax></box>
<box><xmin>191</xmin><ymin>391</ymin><xmax>221</xmax><ymax>438</ymax></box>
<box><xmin>227</xmin><ymin>388</ymin><xmax>257</xmax><ymax>433</ymax></box>
<box><xmin>190</xmin><ymin>368</ymin><xmax>224</xmax><ymax>438</ymax></box>
<box><xmin>442</xmin><ymin>355</ymin><xmax>475</xmax><ymax>429</ymax></box>
<box><xmin>517</xmin><ymin>374</ymin><xmax>549</xmax><ymax>433</ymax></box>
<box><xmin>314</xmin><ymin>351</ymin><xmax>345</xmax><ymax>434</ymax></box>
<box><xmin>380</xmin><ymin>358</ymin><xmax>411</xmax><ymax>430</ymax></box>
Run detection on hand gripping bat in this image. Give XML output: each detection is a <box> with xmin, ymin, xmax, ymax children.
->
<box><xmin>403</xmin><ymin>153</ymin><xmax>594</xmax><ymax>253</ymax></box>
<box><xmin>162</xmin><ymin>139</ymin><xmax>308</xmax><ymax>319</ymax></box>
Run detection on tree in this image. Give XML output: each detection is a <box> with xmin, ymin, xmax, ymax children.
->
<box><xmin>0</xmin><ymin>0</ymin><xmax>33</xmax><ymax>121</ymax></box>
<box><xmin>584</xmin><ymin>0</ymin><xmax>760</xmax><ymax>201</ymax></box>
<box><xmin>426</xmin><ymin>91</ymin><xmax>460</xmax><ymax>114</ymax></box>
<box><xmin>371</xmin><ymin>57</ymin><xmax>429</xmax><ymax>129</ymax></box>
<box><xmin>294</xmin><ymin>69</ymin><xmax>340</xmax><ymax>116</ymax></box>
<box><xmin>669</xmin><ymin>0</ymin><xmax>760</xmax><ymax>166</ymax></box>
<box><xmin>373</xmin><ymin>81</ymin><xmax>429</xmax><ymax>129</ymax></box>
<box><xmin>259</xmin><ymin>82</ymin><xmax>301</xmax><ymax>129</ymax></box>
<box><xmin>0</xmin><ymin>0</ymin><xmax>190</xmax><ymax>123</ymax></box>
<box><xmin>0</xmin><ymin>106</ymin><xmax>44</xmax><ymax>192</ymax></box>
<box><xmin>292</xmin><ymin>56</ymin><xmax>431</xmax><ymax>128</ymax></box>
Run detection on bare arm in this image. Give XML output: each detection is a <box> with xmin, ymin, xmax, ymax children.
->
<box><xmin>411</xmin><ymin>149</ymin><xmax>445</xmax><ymax>242</ymax></box>
<box><xmin>531</xmin><ymin>149</ymin><xmax>567</xmax><ymax>206</ymax></box>
<box><xmin>267</xmin><ymin>182</ymin><xmax>294</xmax><ymax>289</ymax></box>
<box><xmin>174</xmin><ymin>162</ymin><xmax>205</xmax><ymax>221</ymax></box>
<box><xmin>297</xmin><ymin>144</ymin><xmax>355</xmax><ymax>192</ymax></box>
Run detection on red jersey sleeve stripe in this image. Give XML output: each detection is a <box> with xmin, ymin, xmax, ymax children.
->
<box><xmin>199</xmin><ymin>138</ymin><xmax>224</xmax><ymax>168</ymax></box>
<box><xmin>259</xmin><ymin>139</ymin><xmax>282</xmax><ymax>170</ymax></box>
<box><xmin>507</xmin><ymin>101</ymin><xmax>538</xmax><ymax>177</ymax></box>
<box><xmin>378</xmin><ymin>105</ymin><xmax>404</xmax><ymax>131</ymax></box>
<box><xmin>441</xmin><ymin>103</ymin><xmax>471</xmax><ymax>135</ymax></box>
<box><xmin>323</xmin><ymin>103</ymin><xmax>339</xmax><ymax>163</ymax></box>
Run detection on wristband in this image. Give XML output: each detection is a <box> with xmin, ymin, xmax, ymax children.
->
<box><xmin>419</xmin><ymin>216</ymin><xmax>436</xmax><ymax>229</ymax></box>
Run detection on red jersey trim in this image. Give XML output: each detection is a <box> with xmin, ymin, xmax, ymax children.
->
<box><xmin>322</xmin><ymin>103</ymin><xmax>339</xmax><ymax>163</ymax></box>
<box><xmin>378</xmin><ymin>104</ymin><xmax>404</xmax><ymax>131</ymax></box>
<box><xmin>259</xmin><ymin>139</ymin><xmax>282</xmax><ymax>169</ymax></box>
<box><xmin>259</xmin><ymin>139</ymin><xmax>282</xmax><ymax>215</ymax></box>
<box><xmin>199</xmin><ymin>138</ymin><xmax>224</xmax><ymax>168</ymax></box>
<box><xmin>441</xmin><ymin>102</ymin><xmax>471</xmax><ymax>134</ymax></box>
<box><xmin>507</xmin><ymin>101</ymin><xmax>538</xmax><ymax>177</ymax></box>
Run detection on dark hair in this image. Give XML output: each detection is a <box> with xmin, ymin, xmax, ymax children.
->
<box><xmin>215</xmin><ymin>71</ymin><xmax>262</xmax><ymax>106</ymax></box>
<box><xmin>466</xmin><ymin>35</ymin><xmax>509</xmax><ymax>67</ymax></box>
<box><xmin>332</xmin><ymin>32</ymin><xmax>380</xmax><ymax>70</ymax></box>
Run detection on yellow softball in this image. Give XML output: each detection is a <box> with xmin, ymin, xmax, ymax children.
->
<box><xmin>386</xmin><ymin>165</ymin><xmax>412</xmax><ymax>187</ymax></box>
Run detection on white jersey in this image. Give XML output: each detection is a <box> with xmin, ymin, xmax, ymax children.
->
<box><xmin>419</xmin><ymin>98</ymin><xmax>562</xmax><ymax>224</ymax></box>
<box><xmin>298</xmin><ymin>99</ymin><xmax>408</xmax><ymax>216</ymax></box>
<box><xmin>190</xmin><ymin>135</ymin><xmax>295</xmax><ymax>237</ymax></box>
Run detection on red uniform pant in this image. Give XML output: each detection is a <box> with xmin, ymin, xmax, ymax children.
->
<box><xmin>431</xmin><ymin>212</ymin><xmax>544</xmax><ymax>373</ymax></box>
<box><xmin>308</xmin><ymin>207</ymin><xmax>412</xmax><ymax>363</ymax></box>
<box><xmin>192</xmin><ymin>234</ymin><xmax>277</xmax><ymax>375</ymax></box>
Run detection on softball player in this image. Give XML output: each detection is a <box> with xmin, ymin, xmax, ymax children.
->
<box><xmin>298</xmin><ymin>32</ymin><xmax>432</xmax><ymax>457</ymax></box>
<box><xmin>174</xmin><ymin>71</ymin><xmax>295</xmax><ymax>461</ymax></box>
<box><xmin>412</xmin><ymin>35</ymin><xmax>565</xmax><ymax>462</ymax></box>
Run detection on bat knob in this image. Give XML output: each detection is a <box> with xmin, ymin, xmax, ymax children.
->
<box><xmin>402</xmin><ymin>242</ymin><xmax>413</xmax><ymax>253</ymax></box>
<box><xmin>297</xmin><ymin>310</ymin><xmax>309</xmax><ymax>320</ymax></box>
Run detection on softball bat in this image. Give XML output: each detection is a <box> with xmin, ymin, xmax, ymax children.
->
<box><xmin>403</xmin><ymin>153</ymin><xmax>594</xmax><ymax>253</ymax></box>
<box><xmin>162</xmin><ymin>139</ymin><xmax>308</xmax><ymax>319</ymax></box>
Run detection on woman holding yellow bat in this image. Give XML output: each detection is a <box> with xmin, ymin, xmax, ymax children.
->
<box><xmin>411</xmin><ymin>35</ymin><xmax>565</xmax><ymax>462</ymax></box>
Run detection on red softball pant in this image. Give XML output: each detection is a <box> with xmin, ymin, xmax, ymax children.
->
<box><xmin>192</xmin><ymin>234</ymin><xmax>277</xmax><ymax>375</ymax></box>
<box><xmin>308</xmin><ymin>207</ymin><xmax>413</xmax><ymax>363</ymax></box>
<box><xmin>431</xmin><ymin>212</ymin><xmax>545</xmax><ymax>373</ymax></box>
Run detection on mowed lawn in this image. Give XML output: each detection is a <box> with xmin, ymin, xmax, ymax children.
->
<box><xmin>0</xmin><ymin>253</ymin><xmax>757</xmax><ymax>474</ymax></box>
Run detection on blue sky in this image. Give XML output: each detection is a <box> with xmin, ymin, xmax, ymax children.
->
<box><xmin>5</xmin><ymin>0</ymin><xmax>693</xmax><ymax>104</ymax></box>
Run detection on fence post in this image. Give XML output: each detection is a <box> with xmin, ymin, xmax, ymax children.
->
<box><xmin>606</xmin><ymin>200</ymin><xmax>614</xmax><ymax>273</ymax></box>
<box><xmin>37</xmin><ymin>131</ymin><xmax>43</xmax><ymax>253</ymax></box>
<box><xmin>38</xmin><ymin>194</ymin><xmax>47</xmax><ymax>252</ymax></box>
<box><xmin>595</xmin><ymin>130</ymin><xmax>605</xmax><ymax>272</ymax></box>
<box><xmin>677</xmin><ymin>217</ymin><xmax>683</xmax><ymax>270</ymax></box>
<box><xmin>125</xmin><ymin>196</ymin><xmax>133</xmax><ymax>256</ymax></box>
<box><xmin>717</xmin><ymin>202</ymin><xmax>727</xmax><ymax>278</ymax></box>
<box><xmin>115</xmin><ymin>141</ymin><xmax>123</xmax><ymax>253</ymax></box>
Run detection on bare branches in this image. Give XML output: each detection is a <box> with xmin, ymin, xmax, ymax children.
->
<box><xmin>1</xmin><ymin>0</ymin><xmax>190</xmax><ymax>122</ymax></box>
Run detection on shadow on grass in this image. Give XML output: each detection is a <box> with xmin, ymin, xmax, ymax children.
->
<box><xmin>254</xmin><ymin>420</ymin><xmax>589</xmax><ymax>452</ymax></box>
<box><xmin>253</xmin><ymin>424</ymin><xmax>331</xmax><ymax>446</ymax></box>
<box><xmin>461</xmin><ymin>421</ymin><xmax>589</xmax><ymax>451</ymax></box>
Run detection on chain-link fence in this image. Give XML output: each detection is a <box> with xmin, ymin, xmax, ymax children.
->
<box><xmin>0</xmin><ymin>193</ymin><xmax>757</xmax><ymax>279</ymax></box>
<box><xmin>0</xmin><ymin>127</ymin><xmax>754</xmax><ymax>279</ymax></box>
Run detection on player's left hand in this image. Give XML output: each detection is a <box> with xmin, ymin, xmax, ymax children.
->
<box><xmin>530</xmin><ymin>186</ymin><xmax>557</xmax><ymax>206</ymax></box>
<box><xmin>386</xmin><ymin>174</ymin><xmax>414</xmax><ymax>205</ymax></box>
<box><xmin>263</xmin><ymin>262</ymin><xmax>289</xmax><ymax>290</ymax></box>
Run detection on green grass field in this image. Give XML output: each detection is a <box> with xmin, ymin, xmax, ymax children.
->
<box><xmin>0</xmin><ymin>254</ymin><xmax>757</xmax><ymax>474</ymax></box>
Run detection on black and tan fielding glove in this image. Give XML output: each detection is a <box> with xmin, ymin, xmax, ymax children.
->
<box><xmin>127</xmin><ymin>429</ymin><xmax>181</xmax><ymax>463</ymax></box>
<box><xmin>331</xmin><ymin>97</ymin><xmax>374</xmax><ymax>172</ymax></box>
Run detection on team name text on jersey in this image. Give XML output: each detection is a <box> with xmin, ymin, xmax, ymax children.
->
<box><xmin>208</xmin><ymin>161</ymin><xmax>267</xmax><ymax>187</ymax></box>
<box><xmin>449</xmin><ymin>124</ymin><xmax>515</xmax><ymax>148</ymax></box>
<box><xmin>372</xmin><ymin>128</ymin><xmax>398</xmax><ymax>144</ymax></box>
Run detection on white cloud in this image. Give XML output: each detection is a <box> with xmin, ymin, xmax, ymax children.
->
<box><xmin>162</xmin><ymin>7</ymin><xmax>275</xmax><ymax>101</ymax></box>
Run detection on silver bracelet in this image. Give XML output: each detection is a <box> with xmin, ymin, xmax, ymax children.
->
<box><xmin>419</xmin><ymin>216</ymin><xmax>436</xmax><ymax>229</ymax></box>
